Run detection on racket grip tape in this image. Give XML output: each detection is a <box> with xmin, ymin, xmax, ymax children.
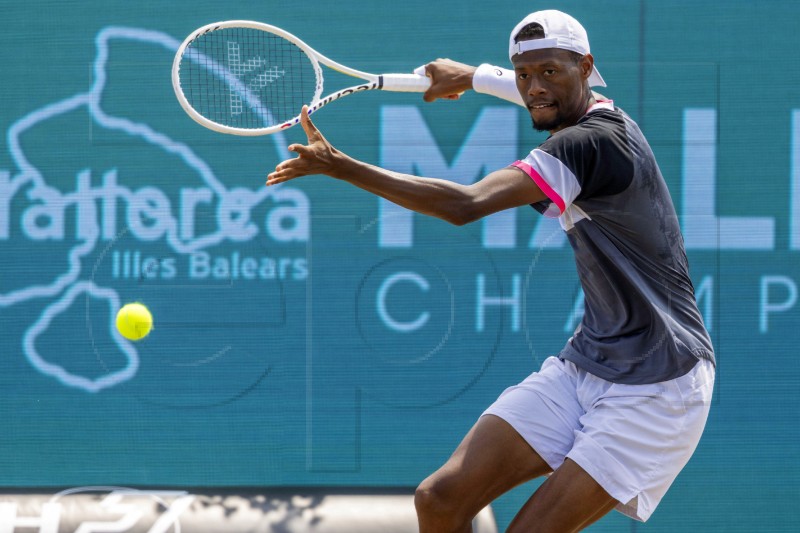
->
<box><xmin>379</xmin><ymin>73</ymin><xmax>431</xmax><ymax>92</ymax></box>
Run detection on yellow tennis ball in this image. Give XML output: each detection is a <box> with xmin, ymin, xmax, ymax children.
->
<box><xmin>116</xmin><ymin>302</ymin><xmax>153</xmax><ymax>341</ymax></box>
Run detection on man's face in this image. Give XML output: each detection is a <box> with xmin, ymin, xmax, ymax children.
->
<box><xmin>512</xmin><ymin>47</ymin><xmax>592</xmax><ymax>133</ymax></box>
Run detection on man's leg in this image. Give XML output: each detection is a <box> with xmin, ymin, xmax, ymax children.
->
<box><xmin>503</xmin><ymin>358</ymin><xmax>716</xmax><ymax>531</ymax></box>
<box><xmin>506</xmin><ymin>458</ymin><xmax>618</xmax><ymax>533</ymax></box>
<box><xmin>415</xmin><ymin>414</ymin><xmax>552</xmax><ymax>533</ymax></box>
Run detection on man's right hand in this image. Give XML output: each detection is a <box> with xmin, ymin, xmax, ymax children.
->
<box><xmin>419</xmin><ymin>59</ymin><xmax>477</xmax><ymax>103</ymax></box>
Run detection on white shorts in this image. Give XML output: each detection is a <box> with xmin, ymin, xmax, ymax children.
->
<box><xmin>482</xmin><ymin>356</ymin><xmax>715</xmax><ymax>522</ymax></box>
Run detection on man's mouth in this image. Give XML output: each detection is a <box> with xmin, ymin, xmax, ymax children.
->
<box><xmin>530</xmin><ymin>103</ymin><xmax>554</xmax><ymax>110</ymax></box>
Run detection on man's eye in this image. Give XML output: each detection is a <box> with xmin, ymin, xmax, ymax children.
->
<box><xmin>517</xmin><ymin>73</ymin><xmax>528</xmax><ymax>80</ymax></box>
<box><xmin>544</xmin><ymin>69</ymin><xmax>556</xmax><ymax>76</ymax></box>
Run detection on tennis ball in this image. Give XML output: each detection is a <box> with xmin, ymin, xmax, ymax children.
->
<box><xmin>116</xmin><ymin>302</ymin><xmax>153</xmax><ymax>341</ymax></box>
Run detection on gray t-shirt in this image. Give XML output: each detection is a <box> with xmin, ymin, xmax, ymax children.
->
<box><xmin>513</xmin><ymin>101</ymin><xmax>715</xmax><ymax>384</ymax></box>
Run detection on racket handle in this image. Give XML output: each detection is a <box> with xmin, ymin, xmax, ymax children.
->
<box><xmin>380</xmin><ymin>73</ymin><xmax>431</xmax><ymax>92</ymax></box>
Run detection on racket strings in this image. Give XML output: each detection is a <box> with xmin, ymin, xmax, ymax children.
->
<box><xmin>180</xmin><ymin>27</ymin><xmax>318</xmax><ymax>129</ymax></box>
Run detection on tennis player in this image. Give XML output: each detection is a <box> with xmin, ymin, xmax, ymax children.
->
<box><xmin>268</xmin><ymin>9</ymin><xmax>716</xmax><ymax>532</ymax></box>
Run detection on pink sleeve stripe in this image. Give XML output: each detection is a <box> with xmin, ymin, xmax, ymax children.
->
<box><xmin>512</xmin><ymin>160</ymin><xmax>566</xmax><ymax>214</ymax></box>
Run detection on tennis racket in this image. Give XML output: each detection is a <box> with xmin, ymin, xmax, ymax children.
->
<box><xmin>172</xmin><ymin>20</ymin><xmax>431</xmax><ymax>136</ymax></box>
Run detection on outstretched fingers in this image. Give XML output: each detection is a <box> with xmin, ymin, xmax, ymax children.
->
<box><xmin>267</xmin><ymin>146</ymin><xmax>305</xmax><ymax>185</ymax></box>
<box><xmin>266</xmin><ymin>106</ymin><xmax>334</xmax><ymax>186</ymax></box>
<box><xmin>287</xmin><ymin>143</ymin><xmax>312</xmax><ymax>156</ymax></box>
<box><xmin>266</xmin><ymin>161</ymin><xmax>299</xmax><ymax>186</ymax></box>
<box><xmin>299</xmin><ymin>105</ymin><xmax>318</xmax><ymax>139</ymax></box>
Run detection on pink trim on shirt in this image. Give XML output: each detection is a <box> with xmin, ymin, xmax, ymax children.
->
<box><xmin>587</xmin><ymin>100</ymin><xmax>614</xmax><ymax>114</ymax></box>
<box><xmin>512</xmin><ymin>160</ymin><xmax>566</xmax><ymax>214</ymax></box>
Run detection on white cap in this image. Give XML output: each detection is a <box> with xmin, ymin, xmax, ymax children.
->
<box><xmin>508</xmin><ymin>10</ymin><xmax>606</xmax><ymax>87</ymax></box>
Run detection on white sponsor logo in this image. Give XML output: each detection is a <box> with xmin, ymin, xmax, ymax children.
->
<box><xmin>0</xmin><ymin>487</ymin><xmax>194</xmax><ymax>533</ymax></box>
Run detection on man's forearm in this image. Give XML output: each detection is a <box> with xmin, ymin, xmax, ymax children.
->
<box><xmin>329</xmin><ymin>153</ymin><xmax>472</xmax><ymax>226</ymax></box>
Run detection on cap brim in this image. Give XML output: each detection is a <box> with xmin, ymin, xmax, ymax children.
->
<box><xmin>589</xmin><ymin>66</ymin><xmax>606</xmax><ymax>87</ymax></box>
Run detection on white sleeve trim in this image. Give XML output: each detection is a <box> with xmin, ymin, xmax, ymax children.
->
<box><xmin>522</xmin><ymin>149</ymin><xmax>582</xmax><ymax>216</ymax></box>
<box><xmin>472</xmin><ymin>64</ymin><xmax>525</xmax><ymax>107</ymax></box>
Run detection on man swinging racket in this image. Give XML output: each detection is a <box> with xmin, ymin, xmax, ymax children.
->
<box><xmin>268</xmin><ymin>9</ymin><xmax>716</xmax><ymax>532</ymax></box>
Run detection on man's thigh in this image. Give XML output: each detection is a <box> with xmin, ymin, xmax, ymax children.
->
<box><xmin>420</xmin><ymin>357</ymin><xmax>586</xmax><ymax>513</ymax></box>
<box><xmin>418</xmin><ymin>414</ymin><xmax>552</xmax><ymax>516</ymax></box>
<box><xmin>482</xmin><ymin>356</ymin><xmax>585</xmax><ymax>470</ymax></box>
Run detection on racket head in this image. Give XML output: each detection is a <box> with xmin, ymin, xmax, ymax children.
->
<box><xmin>172</xmin><ymin>21</ymin><xmax>324</xmax><ymax>136</ymax></box>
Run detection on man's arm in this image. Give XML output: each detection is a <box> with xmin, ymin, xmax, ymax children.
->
<box><xmin>266</xmin><ymin>107</ymin><xmax>546</xmax><ymax>226</ymax></box>
<box><xmin>421</xmin><ymin>59</ymin><xmax>609</xmax><ymax>106</ymax></box>
<box><xmin>420</xmin><ymin>59</ymin><xmax>477</xmax><ymax>102</ymax></box>
<box><xmin>422</xmin><ymin>59</ymin><xmax>525</xmax><ymax>106</ymax></box>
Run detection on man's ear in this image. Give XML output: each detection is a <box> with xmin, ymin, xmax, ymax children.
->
<box><xmin>581</xmin><ymin>54</ymin><xmax>595</xmax><ymax>80</ymax></box>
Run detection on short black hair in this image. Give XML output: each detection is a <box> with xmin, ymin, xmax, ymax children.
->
<box><xmin>514</xmin><ymin>22</ymin><xmax>546</xmax><ymax>42</ymax></box>
<box><xmin>513</xmin><ymin>22</ymin><xmax>584</xmax><ymax>64</ymax></box>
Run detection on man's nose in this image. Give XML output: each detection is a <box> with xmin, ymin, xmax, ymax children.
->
<box><xmin>526</xmin><ymin>76</ymin><xmax>546</xmax><ymax>95</ymax></box>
